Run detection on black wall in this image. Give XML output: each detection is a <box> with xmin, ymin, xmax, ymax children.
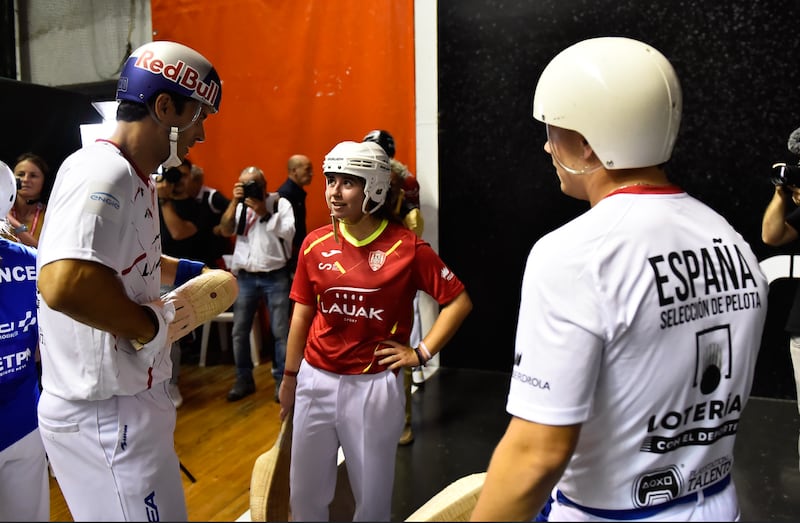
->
<box><xmin>0</xmin><ymin>78</ymin><xmax>101</xmax><ymax>197</ymax></box>
<box><xmin>437</xmin><ymin>0</ymin><xmax>800</xmax><ymax>399</ymax></box>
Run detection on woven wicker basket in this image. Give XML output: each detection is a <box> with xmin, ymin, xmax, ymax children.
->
<box><xmin>249</xmin><ymin>411</ymin><xmax>293</xmax><ymax>521</ymax></box>
<box><xmin>405</xmin><ymin>472</ymin><xmax>487</xmax><ymax>522</ymax></box>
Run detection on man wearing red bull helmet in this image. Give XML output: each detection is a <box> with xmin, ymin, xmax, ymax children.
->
<box><xmin>116</xmin><ymin>40</ymin><xmax>222</xmax><ymax>170</ymax></box>
<box><xmin>36</xmin><ymin>41</ymin><xmax>222</xmax><ymax>521</ymax></box>
<box><xmin>473</xmin><ymin>37</ymin><xmax>768</xmax><ymax>521</ymax></box>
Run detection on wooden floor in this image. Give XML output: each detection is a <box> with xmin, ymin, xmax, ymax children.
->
<box><xmin>49</xmin><ymin>346</ymin><xmax>280</xmax><ymax>522</ymax></box>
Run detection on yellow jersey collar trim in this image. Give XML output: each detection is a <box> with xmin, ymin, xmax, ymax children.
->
<box><xmin>340</xmin><ymin>218</ymin><xmax>388</xmax><ymax>247</ymax></box>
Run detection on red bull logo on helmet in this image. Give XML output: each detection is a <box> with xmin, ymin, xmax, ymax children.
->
<box><xmin>133</xmin><ymin>49</ymin><xmax>220</xmax><ymax>109</ymax></box>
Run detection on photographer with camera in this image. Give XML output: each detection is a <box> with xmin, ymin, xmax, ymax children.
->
<box><xmin>220</xmin><ymin>166</ymin><xmax>295</xmax><ymax>402</ymax></box>
<box><xmin>158</xmin><ymin>162</ymin><xmax>198</xmax><ymax>249</ymax></box>
<box><xmin>157</xmin><ymin>158</ymin><xmax>232</xmax><ymax>407</ymax></box>
<box><xmin>762</xmin><ymin>128</ymin><xmax>800</xmax><ymax>470</ymax></box>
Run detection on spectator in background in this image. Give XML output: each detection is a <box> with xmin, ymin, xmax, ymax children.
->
<box><xmin>761</xmin><ymin>158</ymin><xmax>800</xmax><ymax>470</ymax></box>
<box><xmin>157</xmin><ymin>158</ymin><xmax>232</xmax><ymax>407</ymax></box>
<box><xmin>5</xmin><ymin>152</ymin><xmax>49</xmax><ymax>248</ymax></box>
<box><xmin>0</xmin><ymin>160</ymin><xmax>49</xmax><ymax>521</ymax></box>
<box><xmin>184</xmin><ymin>160</ymin><xmax>233</xmax><ymax>268</ymax></box>
<box><xmin>159</xmin><ymin>157</ymin><xmax>230</xmax><ymax>269</ymax></box>
<box><xmin>278</xmin><ymin>154</ymin><xmax>313</xmax><ymax>275</ymax></box>
<box><xmin>364</xmin><ymin>129</ymin><xmax>425</xmax><ymax>446</ymax></box>
<box><xmin>220</xmin><ymin>166</ymin><xmax>295</xmax><ymax>403</ymax></box>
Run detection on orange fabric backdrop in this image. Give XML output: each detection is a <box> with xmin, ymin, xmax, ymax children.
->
<box><xmin>151</xmin><ymin>0</ymin><xmax>416</xmax><ymax>233</ymax></box>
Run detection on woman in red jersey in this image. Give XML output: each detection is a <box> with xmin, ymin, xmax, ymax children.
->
<box><xmin>279</xmin><ymin>140</ymin><xmax>472</xmax><ymax>521</ymax></box>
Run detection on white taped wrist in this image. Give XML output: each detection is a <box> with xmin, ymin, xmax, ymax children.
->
<box><xmin>130</xmin><ymin>301</ymin><xmax>175</xmax><ymax>353</ymax></box>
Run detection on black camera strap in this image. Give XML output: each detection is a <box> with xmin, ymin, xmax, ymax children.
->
<box><xmin>235</xmin><ymin>202</ymin><xmax>248</xmax><ymax>235</ymax></box>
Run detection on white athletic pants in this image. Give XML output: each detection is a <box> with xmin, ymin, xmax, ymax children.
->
<box><xmin>37</xmin><ymin>382</ymin><xmax>187</xmax><ymax>521</ymax></box>
<box><xmin>290</xmin><ymin>363</ymin><xmax>405</xmax><ymax>521</ymax></box>
<box><xmin>789</xmin><ymin>335</ymin><xmax>800</xmax><ymax>469</ymax></box>
<box><xmin>0</xmin><ymin>429</ymin><xmax>49</xmax><ymax>521</ymax></box>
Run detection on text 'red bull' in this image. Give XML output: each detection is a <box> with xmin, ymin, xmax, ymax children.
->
<box><xmin>134</xmin><ymin>50</ymin><xmax>220</xmax><ymax>108</ymax></box>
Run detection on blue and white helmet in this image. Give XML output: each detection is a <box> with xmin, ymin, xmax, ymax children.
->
<box><xmin>323</xmin><ymin>141</ymin><xmax>391</xmax><ymax>214</ymax></box>
<box><xmin>116</xmin><ymin>41</ymin><xmax>222</xmax><ymax>113</ymax></box>
<box><xmin>0</xmin><ymin>161</ymin><xmax>16</xmax><ymax>217</ymax></box>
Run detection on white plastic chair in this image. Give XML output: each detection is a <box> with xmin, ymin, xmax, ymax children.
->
<box><xmin>198</xmin><ymin>311</ymin><xmax>261</xmax><ymax>367</ymax></box>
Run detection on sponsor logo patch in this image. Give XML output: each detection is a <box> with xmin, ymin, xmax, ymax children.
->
<box><xmin>84</xmin><ymin>181</ymin><xmax>123</xmax><ymax>222</ymax></box>
<box><xmin>633</xmin><ymin>465</ymin><xmax>682</xmax><ymax>507</ymax></box>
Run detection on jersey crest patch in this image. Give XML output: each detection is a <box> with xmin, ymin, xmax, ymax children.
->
<box><xmin>369</xmin><ymin>250</ymin><xmax>386</xmax><ymax>271</ymax></box>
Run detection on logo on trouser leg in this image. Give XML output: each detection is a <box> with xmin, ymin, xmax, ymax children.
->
<box><xmin>145</xmin><ymin>491</ymin><xmax>160</xmax><ymax>522</ymax></box>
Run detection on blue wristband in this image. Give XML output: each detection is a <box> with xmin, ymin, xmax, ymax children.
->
<box><xmin>175</xmin><ymin>259</ymin><xmax>206</xmax><ymax>287</ymax></box>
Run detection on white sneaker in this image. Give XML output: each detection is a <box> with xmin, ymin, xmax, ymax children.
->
<box><xmin>168</xmin><ymin>383</ymin><xmax>183</xmax><ymax>408</ymax></box>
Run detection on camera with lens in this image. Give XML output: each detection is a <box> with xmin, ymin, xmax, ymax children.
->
<box><xmin>162</xmin><ymin>167</ymin><xmax>182</xmax><ymax>184</ymax></box>
<box><xmin>162</xmin><ymin>167</ymin><xmax>183</xmax><ymax>184</ymax></box>
<box><xmin>771</xmin><ymin>162</ymin><xmax>800</xmax><ymax>188</ymax></box>
<box><xmin>241</xmin><ymin>180</ymin><xmax>263</xmax><ymax>201</ymax></box>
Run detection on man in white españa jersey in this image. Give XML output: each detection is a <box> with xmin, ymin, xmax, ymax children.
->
<box><xmin>36</xmin><ymin>41</ymin><xmax>223</xmax><ymax>521</ymax></box>
<box><xmin>472</xmin><ymin>37</ymin><xmax>768</xmax><ymax>522</ymax></box>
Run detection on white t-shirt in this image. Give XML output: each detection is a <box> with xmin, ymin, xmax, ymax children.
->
<box><xmin>508</xmin><ymin>187</ymin><xmax>768</xmax><ymax>516</ymax></box>
<box><xmin>37</xmin><ymin>141</ymin><xmax>169</xmax><ymax>400</ymax></box>
<box><xmin>229</xmin><ymin>194</ymin><xmax>295</xmax><ymax>274</ymax></box>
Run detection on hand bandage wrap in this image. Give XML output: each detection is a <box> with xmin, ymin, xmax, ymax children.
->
<box><xmin>161</xmin><ymin>269</ymin><xmax>239</xmax><ymax>345</ymax></box>
<box><xmin>130</xmin><ymin>301</ymin><xmax>175</xmax><ymax>355</ymax></box>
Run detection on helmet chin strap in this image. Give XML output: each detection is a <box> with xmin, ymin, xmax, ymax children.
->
<box><xmin>330</xmin><ymin>213</ymin><xmax>339</xmax><ymax>244</ymax></box>
<box><xmin>162</xmin><ymin>127</ymin><xmax>182</xmax><ymax>169</ymax></box>
<box><xmin>146</xmin><ymin>102</ymin><xmax>201</xmax><ymax>171</ymax></box>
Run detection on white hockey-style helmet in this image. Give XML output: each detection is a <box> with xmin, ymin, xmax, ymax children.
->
<box><xmin>533</xmin><ymin>37</ymin><xmax>682</xmax><ymax>170</ymax></box>
<box><xmin>0</xmin><ymin>161</ymin><xmax>16</xmax><ymax>218</ymax></box>
<box><xmin>323</xmin><ymin>141</ymin><xmax>391</xmax><ymax>214</ymax></box>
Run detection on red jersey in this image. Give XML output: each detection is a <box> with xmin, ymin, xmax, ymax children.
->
<box><xmin>291</xmin><ymin>219</ymin><xmax>465</xmax><ymax>374</ymax></box>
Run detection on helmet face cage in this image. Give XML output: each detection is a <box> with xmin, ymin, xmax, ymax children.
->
<box><xmin>0</xmin><ymin>161</ymin><xmax>17</xmax><ymax>218</ymax></box>
<box><xmin>546</xmin><ymin>124</ymin><xmax>603</xmax><ymax>176</ymax></box>
<box><xmin>323</xmin><ymin>141</ymin><xmax>391</xmax><ymax>214</ymax></box>
<box><xmin>532</xmin><ymin>37</ymin><xmax>682</xmax><ymax>170</ymax></box>
<box><xmin>363</xmin><ymin>129</ymin><xmax>396</xmax><ymax>159</ymax></box>
<box><xmin>116</xmin><ymin>41</ymin><xmax>222</xmax><ymax>113</ymax></box>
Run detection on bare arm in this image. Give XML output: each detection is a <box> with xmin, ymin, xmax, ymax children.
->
<box><xmin>219</xmin><ymin>182</ymin><xmax>245</xmax><ymax>238</ymax></box>
<box><xmin>38</xmin><ymin>259</ymin><xmax>159</xmax><ymax>342</ymax></box>
<box><xmin>279</xmin><ymin>301</ymin><xmax>315</xmax><ymax>420</ymax></box>
<box><xmin>160</xmin><ymin>254</ymin><xmax>179</xmax><ymax>287</ymax></box>
<box><xmin>160</xmin><ymin>199</ymin><xmax>198</xmax><ymax>240</ymax></box>
<box><xmin>418</xmin><ymin>289</ymin><xmax>472</xmax><ymax>356</ymax></box>
<box><xmin>376</xmin><ymin>289</ymin><xmax>473</xmax><ymax>369</ymax></box>
<box><xmin>762</xmin><ymin>186</ymin><xmax>799</xmax><ymax>246</ymax></box>
<box><xmin>6</xmin><ymin>213</ymin><xmax>39</xmax><ymax>247</ymax></box>
<box><xmin>471</xmin><ymin>417</ymin><xmax>581</xmax><ymax>521</ymax></box>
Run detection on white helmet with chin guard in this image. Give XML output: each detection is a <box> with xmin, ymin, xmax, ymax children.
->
<box><xmin>533</xmin><ymin>37</ymin><xmax>682</xmax><ymax>170</ymax></box>
<box><xmin>0</xmin><ymin>161</ymin><xmax>16</xmax><ymax>218</ymax></box>
<box><xmin>323</xmin><ymin>141</ymin><xmax>391</xmax><ymax>214</ymax></box>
